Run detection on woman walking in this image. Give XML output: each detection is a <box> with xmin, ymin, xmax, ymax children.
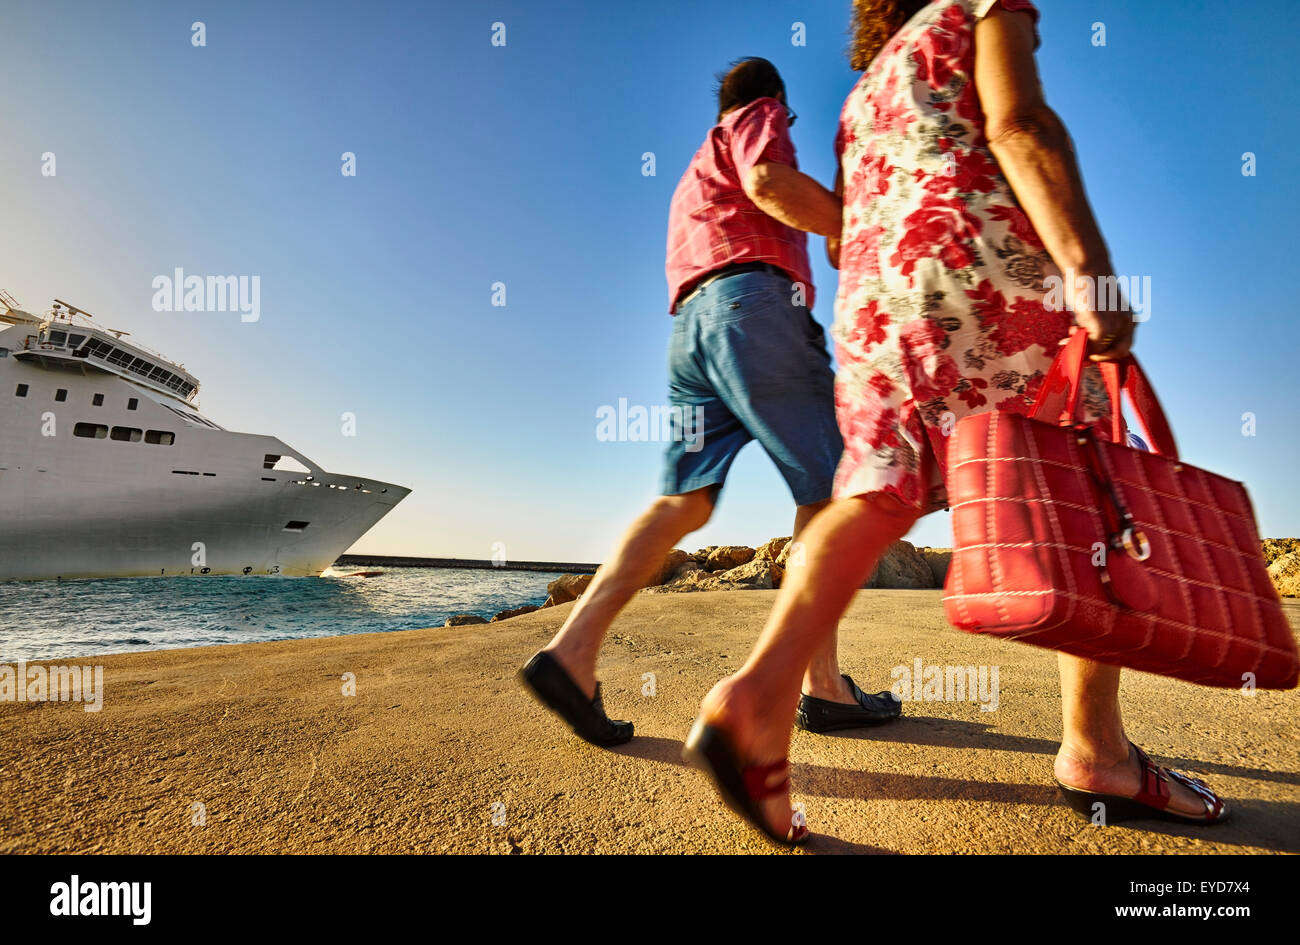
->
<box><xmin>683</xmin><ymin>0</ymin><xmax>1228</xmax><ymax>845</ymax></box>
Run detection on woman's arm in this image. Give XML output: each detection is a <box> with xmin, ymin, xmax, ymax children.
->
<box><xmin>974</xmin><ymin>5</ymin><xmax>1134</xmax><ymax>360</ymax></box>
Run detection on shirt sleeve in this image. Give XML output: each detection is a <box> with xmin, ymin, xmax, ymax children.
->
<box><xmin>974</xmin><ymin>0</ymin><xmax>1040</xmax><ymax>49</ymax></box>
<box><xmin>729</xmin><ymin>98</ymin><xmax>796</xmax><ymax>186</ymax></box>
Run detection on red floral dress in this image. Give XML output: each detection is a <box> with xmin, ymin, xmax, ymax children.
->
<box><xmin>832</xmin><ymin>0</ymin><xmax>1109</xmax><ymax>511</ymax></box>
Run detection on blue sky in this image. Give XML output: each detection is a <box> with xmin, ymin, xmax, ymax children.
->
<box><xmin>1</xmin><ymin>0</ymin><xmax>1295</xmax><ymax>561</ymax></box>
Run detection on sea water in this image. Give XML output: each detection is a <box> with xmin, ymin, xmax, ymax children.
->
<box><xmin>0</xmin><ymin>567</ymin><xmax>562</xmax><ymax>662</ymax></box>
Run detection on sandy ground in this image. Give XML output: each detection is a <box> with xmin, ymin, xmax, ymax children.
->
<box><xmin>2</xmin><ymin>590</ymin><xmax>1297</xmax><ymax>855</ymax></box>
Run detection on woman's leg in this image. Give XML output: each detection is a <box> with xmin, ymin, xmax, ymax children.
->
<box><xmin>1054</xmin><ymin>655</ymin><xmax>1218</xmax><ymax>817</ymax></box>
<box><xmin>693</xmin><ymin>492</ymin><xmax>921</xmax><ymax>835</ymax></box>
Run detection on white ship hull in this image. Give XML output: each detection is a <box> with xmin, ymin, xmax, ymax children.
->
<box><xmin>0</xmin><ymin>304</ymin><xmax>409</xmax><ymax>581</ymax></box>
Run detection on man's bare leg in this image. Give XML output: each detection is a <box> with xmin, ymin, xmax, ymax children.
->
<box><xmin>543</xmin><ymin>487</ymin><xmax>714</xmax><ymax>699</ymax></box>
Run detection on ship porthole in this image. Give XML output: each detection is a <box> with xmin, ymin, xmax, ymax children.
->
<box><xmin>242</xmin><ymin>566</ymin><xmax>253</xmax><ymax>575</ymax></box>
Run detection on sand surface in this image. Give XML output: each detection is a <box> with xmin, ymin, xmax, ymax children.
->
<box><xmin>2</xmin><ymin>590</ymin><xmax>1297</xmax><ymax>854</ymax></box>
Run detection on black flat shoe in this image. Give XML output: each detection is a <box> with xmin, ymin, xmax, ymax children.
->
<box><xmin>795</xmin><ymin>674</ymin><xmax>902</xmax><ymax>733</ymax></box>
<box><xmin>518</xmin><ymin>650</ymin><xmax>634</xmax><ymax>747</ymax></box>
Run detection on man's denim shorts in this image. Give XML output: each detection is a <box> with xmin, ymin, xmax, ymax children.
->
<box><xmin>661</xmin><ymin>268</ymin><xmax>843</xmax><ymax>506</ymax></box>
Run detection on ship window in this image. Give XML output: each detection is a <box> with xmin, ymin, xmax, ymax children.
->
<box><xmin>107</xmin><ymin>349</ymin><xmax>133</xmax><ymax>367</ymax></box>
<box><xmin>265</xmin><ymin>454</ymin><xmax>311</xmax><ymax>474</ymax></box>
<box><xmin>15</xmin><ymin>384</ymin><xmax>27</xmax><ymax>397</ymax></box>
<box><xmin>145</xmin><ymin>430</ymin><xmax>175</xmax><ymax>445</ymax></box>
<box><xmin>283</xmin><ymin>521</ymin><xmax>310</xmax><ymax>532</ymax></box>
<box><xmin>67</xmin><ymin>334</ymin><xmax>86</xmax><ymax>348</ymax></box>
<box><xmin>93</xmin><ymin>393</ymin><xmax>104</xmax><ymax>406</ymax></box>
<box><xmin>55</xmin><ymin>388</ymin><xmax>68</xmax><ymax>402</ymax></box>
<box><xmin>48</xmin><ymin>330</ymin><xmax>67</xmax><ymax>345</ymax></box>
<box><xmin>127</xmin><ymin>398</ymin><xmax>139</xmax><ymax>410</ymax></box>
<box><xmin>110</xmin><ymin>426</ymin><xmax>143</xmax><ymax>442</ymax></box>
<box><xmin>74</xmin><ymin>422</ymin><xmax>109</xmax><ymax>439</ymax></box>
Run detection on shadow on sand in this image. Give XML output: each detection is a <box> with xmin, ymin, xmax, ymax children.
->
<box><xmin>611</xmin><ymin>725</ymin><xmax>1299</xmax><ymax>853</ymax></box>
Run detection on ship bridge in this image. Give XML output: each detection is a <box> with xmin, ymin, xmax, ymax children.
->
<box><xmin>1</xmin><ymin>298</ymin><xmax>200</xmax><ymax>405</ymax></box>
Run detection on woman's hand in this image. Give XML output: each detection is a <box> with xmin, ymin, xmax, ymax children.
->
<box><xmin>826</xmin><ymin>235</ymin><xmax>840</xmax><ymax>269</ymax></box>
<box><xmin>1074</xmin><ymin>301</ymin><xmax>1136</xmax><ymax>362</ymax></box>
<box><xmin>1069</xmin><ymin>273</ymin><xmax>1136</xmax><ymax>361</ymax></box>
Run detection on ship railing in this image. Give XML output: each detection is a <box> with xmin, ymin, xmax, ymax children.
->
<box><xmin>42</xmin><ymin>308</ymin><xmax>190</xmax><ymax>377</ymax></box>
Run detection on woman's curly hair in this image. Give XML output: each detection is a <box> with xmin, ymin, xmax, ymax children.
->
<box><xmin>848</xmin><ymin>0</ymin><xmax>932</xmax><ymax>71</ymax></box>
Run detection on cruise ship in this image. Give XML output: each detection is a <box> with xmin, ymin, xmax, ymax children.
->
<box><xmin>0</xmin><ymin>292</ymin><xmax>410</xmax><ymax>580</ymax></box>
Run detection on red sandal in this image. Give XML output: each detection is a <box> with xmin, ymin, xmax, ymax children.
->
<box><xmin>1057</xmin><ymin>743</ymin><xmax>1230</xmax><ymax>825</ymax></box>
<box><xmin>682</xmin><ymin>717</ymin><xmax>809</xmax><ymax>847</ymax></box>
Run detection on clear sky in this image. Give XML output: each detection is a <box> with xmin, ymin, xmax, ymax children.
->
<box><xmin>2</xmin><ymin>0</ymin><xmax>1296</xmax><ymax>561</ymax></box>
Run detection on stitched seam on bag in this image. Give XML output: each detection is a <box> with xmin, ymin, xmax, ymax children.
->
<box><xmin>941</xmin><ymin>589</ymin><xmax>1297</xmax><ymax>659</ymax></box>
<box><xmin>1172</xmin><ymin>463</ymin><xmax>1230</xmax><ymax>648</ymax></box>
<box><xmin>953</xmin><ymin>455</ymin><xmax>1256</xmax><ymax>524</ymax></box>
<box><xmin>948</xmin><ymin>551</ymin><xmax>1275</xmax><ymax>604</ymax></box>
<box><xmin>1191</xmin><ymin>463</ymin><xmax>1267</xmax><ymax>677</ymax></box>
<box><xmin>1126</xmin><ymin>451</ymin><xmax>1199</xmax><ymax>644</ymax></box>
<box><xmin>985</xmin><ymin>413</ymin><xmax>1010</xmax><ymax>624</ymax></box>
<box><xmin>944</xmin><ymin>417</ymin><xmax>973</xmax><ymax>628</ymax></box>
<box><xmin>948</xmin><ymin>495</ymin><xmax>1251</xmax><ymax>560</ymax></box>
<box><xmin>1023</xmin><ymin>418</ymin><xmax>1076</xmax><ymax>627</ymax></box>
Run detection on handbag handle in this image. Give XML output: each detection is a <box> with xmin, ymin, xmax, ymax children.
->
<box><xmin>1029</xmin><ymin>327</ymin><xmax>1179</xmax><ymax>459</ymax></box>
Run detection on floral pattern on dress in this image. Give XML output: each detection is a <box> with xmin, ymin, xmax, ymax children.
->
<box><xmin>831</xmin><ymin>0</ymin><xmax>1110</xmax><ymax>512</ymax></box>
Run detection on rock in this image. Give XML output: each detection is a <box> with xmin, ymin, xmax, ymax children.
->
<box><xmin>715</xmin><ymin>558</ymin><xmax>776</xmax><ymax>589</ymax></box>
<box><xmin>919</xmin><ymin>547</ymin><xmax>952</xmax><ymax>587</ymax></box>
<box><xmin>648</xmin><ymin>558</ymin><xmax>777</xmax><ymax>593</ymax></box>
<box><xmin>669</xmin><ymin>557</ymin><xmax>703</xmax><ymax>581</ymax></box>
<box><xmin>772</xmin><ymin>562</ymin><xmax>785</xmax><ymax>588</ymax></box>
<box><xmin>647</xmin><ymin>549</ymin><xmax>693</xmax><ymax>587</ymax></box>
<box><xmin>756</xmin><ymin>536</ymin><xmax>792</xmax><ymax>562</ymax></box>
<box><xmin>704</xmin><ymin>545</ymin><xmax>755</xmax><ymax>572</ymax></box>
<box><xmin>490</xmin><ymin>605</ymin><xmax>541</xmax><ymax>622</ymax></box>
<box><xmin>1262</xmin><ymin>539</ymin><xmax>1300</xmax><ymax>568</ymax></box>
<box><xmin>546</xmin><ymin>573</ymin><xmax>593</xmax><ymax>605</ymax></box>
<box><xmin>864</xmin><ymin>540</ymin><xmax>936</xmax><ymax>589</ymax></box>
<box><xmin>1267</xmin><ymin>551</ymin><xmax>1300</xmax><ymax>598</ymax></box>
<box><xmin>775</xmin><ymin>540</ymin><xmax>803</xmax><ymax>568</ymax></box>
<box><xmin>444</xmin><ymin>614</ymin><xmax>488</xmax><ymax>627</ymax></box>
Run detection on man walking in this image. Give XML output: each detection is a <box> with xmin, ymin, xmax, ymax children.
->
<box><xmin>521</xmin><ymin>58</ymin><xmax>898</xmax><ymax>745</ymax></box>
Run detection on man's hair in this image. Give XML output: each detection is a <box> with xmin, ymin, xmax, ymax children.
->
<box><xmin>714</xmin><ymin>57</ymin><xmax>785</xmax><ymax>123</ymax></box>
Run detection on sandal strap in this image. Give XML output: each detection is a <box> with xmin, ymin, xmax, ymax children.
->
<box><xmin>1132</xmin><ymin>744</ymin><xmax>1172</xmax><ymax>811</ymax></box>
<box><xmin>1166</xmin><ymin>768</ymin><xmax>1226</xmax><ymax>820</ymax></box>
<box><xmin>742</xmin><ymin>759</ymin><xmax>790</xmax><ymax>801</ymax></box>
<box><xmin>1132</xmin><ymin>744</ymin><xmax>1224</xmax><ymax>819</ymax></box>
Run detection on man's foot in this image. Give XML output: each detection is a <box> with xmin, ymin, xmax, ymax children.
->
<box><xmin>1054</xmin><ymin>741</ymin><xmax>1228</xmax><ymax>823</ymax></box>
<box><xmin>687</xmin><ymin>675</ymin><xmax>803</xmax><ymax>843</ymax></box>
<box><xmin>796</xmin><ymin>674</ymin><xmax>902</xmax><ymax>733</ymax></box>
<box><xmin>519</xmin><ymin>651</ymin><xmax>634</xmax><ymax>747</ymax></box>
<box><xmin>800</xmin><ymin>672</ymin><xmax>858</xmax><ymax>704</ymax></box>
<box><xmin>541</xmin><ymin>643</ymin><xmax>598</xmax><ymax>700</ymax></box>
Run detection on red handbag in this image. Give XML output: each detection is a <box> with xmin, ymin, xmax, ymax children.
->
<box><xmin>943</xmin><ymin>329</ymin><xmax>1299</xmax><ymax>689</ymax></box>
